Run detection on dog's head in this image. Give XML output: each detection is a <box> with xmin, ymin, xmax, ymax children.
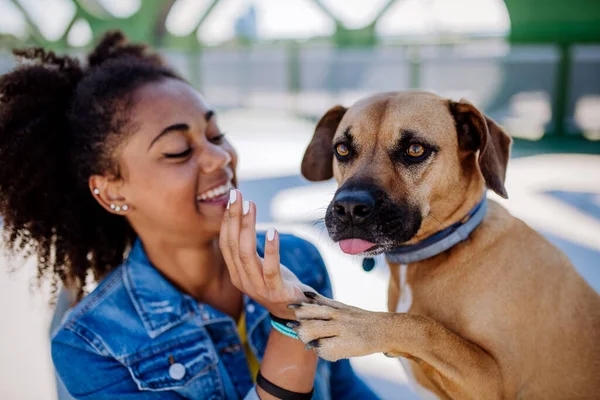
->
<box><xmin>301</xmin><ymin>91</ymin><xmax>511</xmax><ymax>256</ymax></box>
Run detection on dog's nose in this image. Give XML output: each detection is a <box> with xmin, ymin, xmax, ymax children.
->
<box><xmin>332</xmin><ymin>190</ymin><xmax>376</xmax><ymax>224</ymax></box>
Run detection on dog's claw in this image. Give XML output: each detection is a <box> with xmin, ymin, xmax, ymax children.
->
<box><xmin>305</xmin><ymin>339</ymin><xmax>320</xmax><ymax>350</ymax></box>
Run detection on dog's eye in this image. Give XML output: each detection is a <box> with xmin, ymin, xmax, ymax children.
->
<box><xmin>407</xmin><ymin>144</ymin><xmax>425</xmax><ymax>158</ymax></box>
<box><xmin>335</xmin><ymin>143</ymin><xmax>350</xmax><ymax>158</ymax></box>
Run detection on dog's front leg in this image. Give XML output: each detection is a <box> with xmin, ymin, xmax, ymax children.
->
<box><xmin>293</xmin><ymin>293</ymin><xmax>503</xmax><ymax>400</ymax></box>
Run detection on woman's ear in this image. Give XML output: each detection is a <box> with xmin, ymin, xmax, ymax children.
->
<box><xmin>88</xmin><ymin>175</ymin><xmax>130</xmax><ymax>214</ymax></box>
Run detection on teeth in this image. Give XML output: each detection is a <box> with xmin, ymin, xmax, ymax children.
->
<box><xmin>197</xmin><ymin>181</ymin><xmax>233</xmax><ymax>201</ymax></box>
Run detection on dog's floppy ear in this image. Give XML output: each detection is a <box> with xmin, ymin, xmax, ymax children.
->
<box><xmin>450</xmin><ymin>99</ymin><xmax>512</xmax><ymax>199</ymax></box>
<box><xmin>301</xmin><ymin>105</ymin><xmax>347</xmax><ymax>181</ymax></box>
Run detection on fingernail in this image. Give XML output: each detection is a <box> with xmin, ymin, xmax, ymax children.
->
<box><xmin>243</xmin><ymin>201</ymin><xmax>250</xmax><ymax>215</ymax></box>
<box><xmin>286</xmin><ymin>321</ymin><xmax>300</xmax><ymax>328</ymax></box>
<box><xmin>304</xmin><ymin>291</ymin><xmax>317</xmax><ymax>299</ymax></box>
<box><xmin>267</xmin><ymin>227</ymin><xmax>275</xmax><ymax>241</ymax></box>
<box><xmin>288</xmin><ymin>304</ymin><xmax>301</xmax><ymax>309</ymax></box>
<box><xmin>229</xmin><ymin>189</ymin><xmax>237</xmax><ymax>204</ymax></box>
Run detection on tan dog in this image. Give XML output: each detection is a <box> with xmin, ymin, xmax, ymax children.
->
<box><xmin>293</xmin><ymin>91</ymin><xmax>600</xmax><ymax>399</ymax></box>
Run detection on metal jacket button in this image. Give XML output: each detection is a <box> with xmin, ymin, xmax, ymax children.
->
<box><xmin>169</xmin><ymin>363</ymin><xmax>186</xmax><ymax>380</ymax></box>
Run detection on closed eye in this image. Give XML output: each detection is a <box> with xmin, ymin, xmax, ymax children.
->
<box><xmin>209</xmin><ymin>133</ymin><xmax>225</xmax><ymax>144</ymax></box>
<box><xmin>163</xmin><ymin>148</ymin><xmax>192</xmax><ymax>159</ymax></box>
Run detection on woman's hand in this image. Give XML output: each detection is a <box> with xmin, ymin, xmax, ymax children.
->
<box><xmin>219</xmin><ymin>189</ymin><xmax>313</xmax><ymax>320</ymax></box>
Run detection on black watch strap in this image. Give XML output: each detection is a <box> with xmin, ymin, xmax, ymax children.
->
<box><xmin>256</xmin><ymin>370</ymin><xmax>314</xmax><ymax>400</ymax></box>
<box><xmin>269</xmin><ymin>313</ymin><xmax>295</xmax><ymax>325</ymax></box>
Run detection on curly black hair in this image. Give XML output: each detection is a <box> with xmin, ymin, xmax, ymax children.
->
<box><xmin>0</xmin><ymin>31</ymin><xmax>182</xmax><ymax>301</ymax></box>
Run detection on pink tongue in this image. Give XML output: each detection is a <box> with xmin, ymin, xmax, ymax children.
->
<box><xmin>339</xmin><ymin>239</ymin><xmax>376</xmax><ymax>255</ymax></box>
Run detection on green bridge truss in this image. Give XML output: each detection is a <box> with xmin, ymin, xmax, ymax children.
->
<box><xmin>7</xmin><ymin>0</ymin><xmax>600</xmax><ymax>141</ymax></box>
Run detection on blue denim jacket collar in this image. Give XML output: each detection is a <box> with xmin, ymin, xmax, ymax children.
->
<box><xmin>123</xmin><ymin>240</ymin><xmax>198</xmax><ymax>339</ymax></box>
<box><xmin>123</xmin><ymin>239</ymin><xmax>269</xmax><ymax>345</ymax></box>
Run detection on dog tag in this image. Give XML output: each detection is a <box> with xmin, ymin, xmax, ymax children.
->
<box><xmin>362</xmin><ymin>258</ymin><xmax>376</xmax><ymax>272</ymax></box>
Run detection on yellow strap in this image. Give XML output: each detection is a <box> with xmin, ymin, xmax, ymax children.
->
<box><xmin>237</xmin><ymin>311</ymin><xmax>261</xmax><ymax>382</ymax></box>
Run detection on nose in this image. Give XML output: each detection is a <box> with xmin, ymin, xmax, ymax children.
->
<box><xmin>332</xmin><ymin>190</ymin><xmax>376</xmax><ymax>224</ymax></box>
<box><xmin>199</xmin><ymin>143</ymin><xmax>232</xmax><ymax>173</ymax></box>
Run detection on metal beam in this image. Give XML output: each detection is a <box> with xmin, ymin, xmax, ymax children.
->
<box><xmin>307</xmin><ymin>0</ymin><xmax>343</xmax><ymax>27</ymax></box>
<box><xmin>552</xmin><ymin>43</ymin><xmax>572</xmax><ymax>137</ymax></box>
<box><xmin>153</xmin><ymin>0</ymin><xmax>178</xmax><ymax>45</ymax></box>
<box><xmin>73</xmin><ymin>0</ymin><xmax>112</xmax><ymax>19</ymax></box>
<box><xmin>8</xmin><ymin>0</ymin><xmax>46</xmax><ymax>44</ymax></box>
<box><xmin>371</xmin><ymin>0</ymin><xmax>400</xmax><ymax>26</ymax></box>
<box><xmin>195</xmin><ymin>0</ymin><xmax>221</xmax><ymax>31</ymax></box>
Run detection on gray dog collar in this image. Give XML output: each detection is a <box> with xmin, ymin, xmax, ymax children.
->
<box><xmin>383</xmin><ymin>197</ymin><xmax>488</xmax><ymax>265</ymax></box>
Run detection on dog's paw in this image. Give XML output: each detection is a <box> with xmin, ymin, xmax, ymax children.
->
<box><xmin>290</xmin><ymin>294</ymin><xmax>381</xmax><ymax>361</ymax></box>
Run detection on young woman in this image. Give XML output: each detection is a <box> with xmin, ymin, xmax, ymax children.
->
<box><xmin>0</xmin><ymin>31</ymin><xmax>378</xmax><ymax>399</ymax></box>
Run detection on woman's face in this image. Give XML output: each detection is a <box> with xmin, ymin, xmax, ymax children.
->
<box><xmin>115</xmin><ymin>78</ymin><xmax>238</xmax><ymax>243</ymax></box>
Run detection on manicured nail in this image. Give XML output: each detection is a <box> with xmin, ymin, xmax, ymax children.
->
<box><xmin>304</xmin><ymin>291</ymin><xmax>317</xmax><ymax>299</ymax></box>
<box><xmin>267</xmin><ymin>227</ymin><xmax>275</xmax><ymax>241</ymax></box>
<box><xmin>288</xmin><ymin>304</ymin><xmax>301</xmax><ymax>309</ymax></box>
<box><xmin>243</xmin><ymin>201</ymin><xmax>250</xmax><ymax>215</ymax></box>
<box><xmin>286</xmin><ymin>321</ymin><xmax>300</xmax><ymax>329</ymax></box>
<box><xmin>229</xmin><ymin>189</ymin><xmax>237</xmax><ymax>204</ymax></box>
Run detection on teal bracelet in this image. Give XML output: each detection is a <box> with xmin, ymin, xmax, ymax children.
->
<box><xmin>270</xmin><ymin>320</ymin><xmax>299</xmax><ymax>339</ymax></box>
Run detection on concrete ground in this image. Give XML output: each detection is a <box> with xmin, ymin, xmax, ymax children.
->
<box><xmin>1</xmin><ymin>109</ymin><xmax>599</xmax><ymax>400</ymax></box>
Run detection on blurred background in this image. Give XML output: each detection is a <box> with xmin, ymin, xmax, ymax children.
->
<box><xmin>1</xmin><ymin>1</ymin><xmax>599</xmax><ymax>399</ymax></box>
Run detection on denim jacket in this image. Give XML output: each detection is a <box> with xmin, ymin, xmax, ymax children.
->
<box><xmin>51</xmin><ymin>233</ymin><xmax>379</xmax><ymax>400</ymax></box>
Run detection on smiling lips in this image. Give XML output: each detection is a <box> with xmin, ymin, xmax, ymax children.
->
<box><xmin>196</xmin><ymin>180</ymin><xmax>234</xmax><ymax>203</ymax></box>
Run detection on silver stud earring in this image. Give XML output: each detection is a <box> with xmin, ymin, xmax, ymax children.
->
<box><xmin>122</xmin><ymin>205</ymin><xmax>129</xmax><ymax>211</ymax></box>
<box><xmin>93</xmin><ymin>188</ymin><xmax>100</xmax><ymax>195</ymax></box>
<box><xmin>115</xmin><ymin>206</ymin><xmax>121</xmax><ymax>212</ymax></box>
<box><xmin>110</xmin><ymin>204</ymin><xmax>116</xmax><ymax>210</ymax></box>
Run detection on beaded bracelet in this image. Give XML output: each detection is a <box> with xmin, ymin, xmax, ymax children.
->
<box><xmin>269</xmin><ymin>313</ymin><xmax>299</xmax><ymax>339</ymax></box>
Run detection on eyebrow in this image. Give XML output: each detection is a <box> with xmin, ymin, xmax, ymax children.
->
<box><xmin>334</xmin><ymin>126</ymin><xmax>354</xmax><ymax>145</ymax></box>
<box><xmin>147</xmin><ymin>110</ymin><xmax>216</xmax><ymax>151</ymax></box>
<box><xmin>148</xmin><ymin>123</ymin><xmax>189</xmax><ymax>151</ymax></box>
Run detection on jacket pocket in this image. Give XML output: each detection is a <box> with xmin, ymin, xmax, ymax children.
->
<box><xmin>122</xmin><ymin>329</ymin><xmax>223</xmax><ymax>398</ymax></box>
